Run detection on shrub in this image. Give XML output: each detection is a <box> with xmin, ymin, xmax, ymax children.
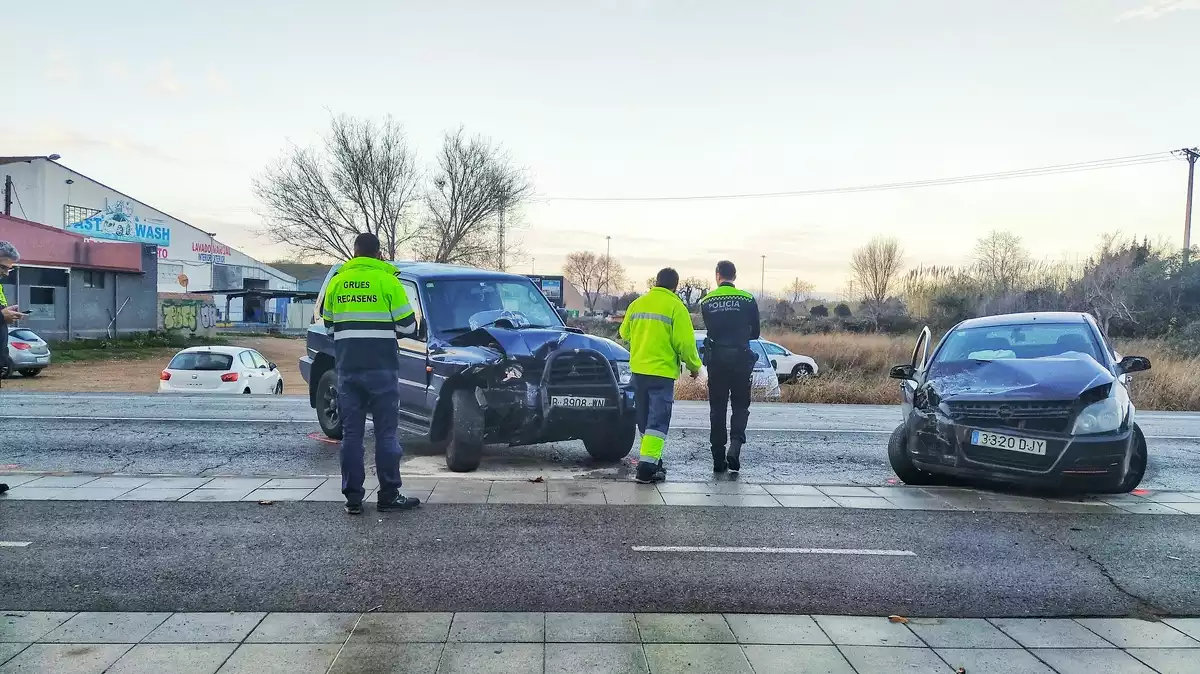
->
<box><xmin>809</xmin><ymin>304</ymin><xmax>829</xmax><ymax>317</ymax></box>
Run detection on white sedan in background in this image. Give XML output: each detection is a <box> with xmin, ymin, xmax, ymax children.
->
<box><xmin>690</xmin><ymin>332</ymin><xmax>783</xmax><ymax>400</ymax></box>
<box><xmin>159</xmin><ymin>346</ymin><xmax>284</xmax><ymax>395</ymax></box>
<box><xmin>759</xmin><ymin>340</ymin><xmax>819</xmax><ymax>381</ymax></box>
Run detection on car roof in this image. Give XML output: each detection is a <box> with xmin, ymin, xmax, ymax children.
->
<box><xmin>955</xmin><ymin>312</ymin><xmax>1092</xmax><ymax>330</ymax></box>
<box><xmin>327</xmin><ymin>260</ymin><xmax>534</xmax><ymax>283</ymax></box>
<box><xmin>175</xmin><ymin>346</ymin><xmax>251</xmax><ymax>356</ymax></box>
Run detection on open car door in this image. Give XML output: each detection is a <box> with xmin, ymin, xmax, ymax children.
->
<box><xmin>900</xmin><ymin>326</ymin><xmax>931</xmax><ymax>419</ymax></box>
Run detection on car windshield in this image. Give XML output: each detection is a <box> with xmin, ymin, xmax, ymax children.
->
<box><xmin>750</xmin><ymin>341</ymin><xmax>771</xmax><ymax>368</ymax></box>
<box><xmin>423</xmin><ymin>279</ymin><xmax>562</xmax><ymax>335</ymax></box>
<box><xmin>934</xmin><ymin>323</ymin><xmax>1103</xmax><ymax>366</ymax></box>
<box><xmin>9</xmin><ymin>329</ymin><xmax>39</xmax><ymax>341</ymax></box>
<box><xmin>167</xmin><ymin>352</ymin><xmax>234</xmax><ymax>371</ymax></box>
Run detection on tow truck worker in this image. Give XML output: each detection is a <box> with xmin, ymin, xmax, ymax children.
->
<box><xmin>320</xmin><ymin>233</ymin><xmax>422</xmax><ymax>515</ymax></box>
<box><xmin>620</xmin><ymin>267</ymin><xmax>703</xmax><ymax>484</ymax></box>
<box><xmin>699</xmin><ymin>260</ymin><xmax>761</xmax><ymax>473</ymax></box>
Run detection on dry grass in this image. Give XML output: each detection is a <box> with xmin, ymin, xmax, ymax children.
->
<box><xmin>673</xmin><ymin>331</ymin><xmax>1200</xmax><ymax>411</ymax></box>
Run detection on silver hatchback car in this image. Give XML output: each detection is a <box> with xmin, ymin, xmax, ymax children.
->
<box><xmin>4</xmin><ymin>328</ymin><xmax>51</xmax><ymax>378</ymax></box>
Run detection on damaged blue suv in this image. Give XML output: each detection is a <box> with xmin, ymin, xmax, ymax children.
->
<box><xmin>887</xmin><ymin>312</ymin><xmax>1151</xmax><ymax>493</ymax></box>
<box><xmin>300</xmin><ymin>263</ymin><xmax>637</xmax><ymax>472</ymax></box>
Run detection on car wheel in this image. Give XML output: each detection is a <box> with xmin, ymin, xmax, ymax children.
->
<box><xmin>582</xmin><ymin>416</ymin><xmax>636</xmax><ymax>462</ymax></box>
<box><xmin>445</xmin><ymin>388</ymin><xmax>484</xmax><ymax>472</ymax></box>
<box><xmin>274</xmin><ymin>381</ymin><xmax>284</xmax><ymax>395</ymax></box>
<box><xmin>887</xmin><ymin>423</ymin><xmax>940</xmax><ymax>486</ymax></box>
<box><xmin>18</xmin><ymin>369</ymin><xmax>40</xmax><ymax>378</ymax></box>
<box><xmin>316</xmin><ymin>369</ymin><xmax>343</xmax><ymax>440</ymax></box>
<box><xmin>791</xmin><ymin>363</ymin><xmax>813</xmax><ymax>380</ymax></box>
<box><xmin>1101</xmin><ymin>423</ymin><xmax>1149</xmax><ymax>494</ymax></box>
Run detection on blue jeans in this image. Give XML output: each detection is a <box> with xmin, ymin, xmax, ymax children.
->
<box><xmin>338</xmin><ymin>369</ymin><xmax>404</xmax><ymax>504</ymax></box>
<box><xmin>633</xmin><ymin>374</ymin><xmax>675</xmax><ymax>464</ymax></box>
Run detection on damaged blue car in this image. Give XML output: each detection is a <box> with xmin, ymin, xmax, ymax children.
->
<box><xmin>887</xmin><ymin>312</ymin><xmax>1151</xmax><ymax>493</ymax></box>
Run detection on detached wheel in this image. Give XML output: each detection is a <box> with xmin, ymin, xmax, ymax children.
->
<box><xmin>583</xmin><ymin>416</ymin><xmax>636</xmax><ymax>462</ymax></box>
<box><xmin>445</xmin><ymin>389</ymin><xmax>484</xmax><ymax>473</ymax></box>
<box><xmin>316</xmin><ymin>369</ymin><xmax>343</xmax><ymax>440</ymax></box>
<box><xmin>18</xmin><ymin>369</ymin><xmax>41</xmax><ymax>378</ymax></box>
<box><xmin>1101</xmin><ymin>423</ymin><xmax>1148</xmax><ymax>494</ymax></box>
<box><xmin>888</xmin><ymin>423</ymin><xmax>940</xmax><ymax>486</ymax></box>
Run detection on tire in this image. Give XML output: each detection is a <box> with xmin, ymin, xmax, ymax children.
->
<box><xmin>316</xmin><ymin>369</ymin><xmax>343</xmax><ymax>440</ymax></box>
<box><xmin>18</xmin><ymin>369</ymin><xmax>41</xmax><ymax>378</ymax></box>
<box><xmin>1100</xmin><ymin>423</ymin><xmax>1148</xmax><ymax>494</ymax></box>
<box><xmin>445</xmin><ymin>389</ymin><xmax>484</xmax><ymax>472</ymax></box>
<box><xmin>791</xmin><ymin>363</ymin><xmax>814</xmax><ymax>380</ymax></box>
<box><xmin>582</xmin><ymin>416</ymin><xmax>637</xmax><ymax>462</ymax></box>
<box><xmin>887</xmin><ymin>423</ymin><xmax>940</xmax><ymax>486</ymax></box>
<box><xmin>274</xmin><ymin>381</ymin><xmax>284</xmax><ymax>395</ymax></box>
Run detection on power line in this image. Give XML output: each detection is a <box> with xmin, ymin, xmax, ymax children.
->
<box><xmin>10</xmin><ymin>184</ymin><xmax>26</xmax><ymax>219</ymax></box>
<box><xmin>545</xmin><ymin>150</ymin><xmax>1182</xmax><ymax>203</ymax></box>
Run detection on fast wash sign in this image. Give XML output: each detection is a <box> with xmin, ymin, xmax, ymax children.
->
<box><xmin>66</xmin><ymin>201</ymin><xmax>172</xmax><ymax>246</ymax></box>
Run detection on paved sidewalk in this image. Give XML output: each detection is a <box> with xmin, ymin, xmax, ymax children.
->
<box><xmin>3</xmin><ymin>472</ymin><xmax>1200</xmax><ymax>514</ymax></box>
<box><xmin>2</xmin><ymin>611</ymin><xmax>1198</xmax><ymax>673</ymax></box>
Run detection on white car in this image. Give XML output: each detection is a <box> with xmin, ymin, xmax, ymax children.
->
<box><xmin>759</xmin><ymin>340</ymin><xmax>819</xmax><ymax>381</ymax></box>
<box><xmin>690</xmin><ymin>332</ymin><xmax>783</xmax><ymax>400</ymax></box>
<box><xmin>159</xmin><ymin>346</ymin><xmax>284</xmax><ymax>395</ymax></box>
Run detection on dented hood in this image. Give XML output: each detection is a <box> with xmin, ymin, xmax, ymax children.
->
<box><xmin>446</xmin><ymin>326</ymin><xmax>630</xmax><ymax>361</ymax></box>
<box><xmin>927</xmin><ymin>354</ymin><xmax>1115</xmax><ymax>401</ymax></box>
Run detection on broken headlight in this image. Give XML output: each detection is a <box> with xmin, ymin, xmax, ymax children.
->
<box><xmin>616</xmin><ymin>361</ymin><xmax>633</xmax><ymax>386</ymax></box>
<box><xmin>1072</xmin><ymin>384</ymin><xmax>1130</xmax><ymax>435</ymax></box>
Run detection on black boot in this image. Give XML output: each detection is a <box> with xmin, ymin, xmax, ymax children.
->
<box><xmin>726</xmin><ymin>440</ymin><xmax>743</xmax><ymax>473</ymax></box>
<box><xmin>635</xmin><ymin>460</ymin><xmax>666</xmax><ymax>484</ymax></box>
<box><xmin>712</xmin><ymin>447</ymin><xmax>727</xmax><ymax>473</ymax></box>
<box><xmin>377</xmin><ymin>493</ymin><xmax>422</xmax><ymax>512</ymax></box>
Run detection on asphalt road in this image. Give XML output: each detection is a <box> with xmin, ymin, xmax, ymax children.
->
<box><xmin>3</xmin><ymin>392</ymin><xmax>1200</xmax><ymax>488</ymax></box>
<box><xmin>1</xmin><ymin>501</ymin><xmax>1195</xmax><ymax>617</ymax></box>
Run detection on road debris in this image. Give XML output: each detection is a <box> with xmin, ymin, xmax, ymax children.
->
<box><xmin>887</xmin><ymin>615</ymin><xmax>909</xmax><ymax>624</ymax></box>
<box><xmin>257</xmin><ymin>500</ymin><xmax>274</xmax><ymax>506</ymax></box>
<box><xmin>529</xmin><ymin>476</ymin><xmax>545</xmax><ymax>483</ymax></box>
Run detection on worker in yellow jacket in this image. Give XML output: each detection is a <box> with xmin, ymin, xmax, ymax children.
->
<box><xmin>619</xmin><ymin>268</ymin><xmax>703</xmax><ymax>483</ymax></box>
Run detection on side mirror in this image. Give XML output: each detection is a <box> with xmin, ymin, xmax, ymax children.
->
<box><xmin>269</xmin><ymin>362</ymin><xmax>277</xmax><ymax>371</ymax></box>
<box><xmin>1118</xmin><ymin>355</ymin><xmax>1151</xmax><ymax>375</ymax></box>
<box><xmin>889</xmin><ymin>364</ymin><xmax>916</xmax><ymax>380</ymax></box>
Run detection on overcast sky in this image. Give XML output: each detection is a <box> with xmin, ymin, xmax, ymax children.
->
<box><xmin>3</xmin><ymin>0</ymin><xmax>1197</xmax><ymax>293</ymax></box>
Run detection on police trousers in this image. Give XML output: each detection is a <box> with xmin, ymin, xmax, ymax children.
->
<box><xmin>337</xmin><ymin>368</ymin><xmax>405</xmax><ymax>505</ymax></box>
<box><xmin>706</xmin><ymin>350</ymin><xmax>754</xmax><ymax>451</ymax></box>
<box><xmin>634</xmin><ymin>374</ymin><xmax>675</xmax><ymax>465</ymax></box>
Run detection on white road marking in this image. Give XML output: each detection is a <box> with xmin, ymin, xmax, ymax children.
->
<box><xmin>632</xmin><ymin>545</ymin><xmax>916</xmax><ymax>556</ymax></box>
<box><xmin>0</xmin><ymin>542</ymin><xmax>32</xmax><ymax>547</ymax></box>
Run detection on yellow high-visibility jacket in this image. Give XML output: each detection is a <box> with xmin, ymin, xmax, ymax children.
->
<box><xmin>619</xmin><ymin>287</ymin><xmax>702</xmax><ymax>379</ymax></box>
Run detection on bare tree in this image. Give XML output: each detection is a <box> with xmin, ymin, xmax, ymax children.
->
<box><xmin>563</xmin><ymin>251</ymin><xmax>625</xmax><ymax>312</ymax></box>
<box><xmin>676</xmin><ymin>276</ymin><xmax>710</xmax><ymax>310</ymax></box>
<box><xmin>973</xmin><ymin>230</ymin><xmax>1031</xmax><ymax>293</ymax></box>
<box><xmin>849</xmin><ymin>237</ymin><xmax>905</xmax><ymax>303</ymax></box>
<box><xmin>783</xmin><ymin>277</ymin><xmax>815</xmax><ymax>303</ymax></box>
<box><xmin>254</xmin><ymin>114</ymin><xmax>420</xmax><ymax>261</ymax></box>
<box><xmin>416</xmin><ymin>127</ymin><xmax>532</xmax><ymax>267</ymax></box>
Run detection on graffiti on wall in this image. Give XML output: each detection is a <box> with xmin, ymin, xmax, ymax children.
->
<box><xmin>161</xmin><ymin>300</ymin><xmax>217</xmax><ymax>333</ymax></box>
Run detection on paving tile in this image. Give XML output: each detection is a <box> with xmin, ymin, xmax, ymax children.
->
<box><xmin>0</xmin><ymin>474</ymin><xmax>41</xmax><ymax>488</ymax></box>
<box><xmin>327</xmin><ymin>643</ymin><xmax>442</xmax><ymax>674</ymax></box>
<box><xmin>52</xmin><ymin>487</ymin><xmax>137</xmax><ymax>500</ymax></box>
<box><xmin>643</xmin><ymin>643</ymin><xmax>753</xmax><ymax>674</ymax></box>
<box><xmin>447</xmin><ymin>612</ymin><xmax>544</xmax><ymax>643</ymax></box>
<box><xmin>547</xmin><ymin>484</ymin><xmax>607</xmax><ymax>504</ymax></box>
<box><xmin>1164</xmin><ymin>618</ymin><xmax>1200</xmax><ymax>640</ymax></box>
<box><xmin>2</xmin><ymin>487</ymin><xmax>70</xmax><ymax>500</ymax></box>
<box><xmin>0</xmin><ymin>643</ymin><xmax>130</xmax><ymax>674</ymax></box>
<box><xmin>635</xmin><ymin>614</ymin><xmax>735</xmax><ymax>644</ymax></box>
<box><xmin>22</xmin><ymin>475</ymin><xmax>98</xmax><ymax>488</ymax></box>
<box><xmin>198</xmin><ymin>478</ymin><xmax>270</xmax><ymax>491</ymax></box>
<box><xmin>661</xmin><ymin>492</ymin><xmax>722</xmax><ymax>506</ymax></box>
<box><xmin>180</xmin><ymin>489</ymin><xmax>256</xmax><ymax>503</ymax></box>
<box><xmin>301</xmin><ymin>487</ymin><xmax>345</xmax><ymax>502</ymax></box>
<box><xmin>601</xmin><ymin>483</ymin><xmax>665</xmax><ymax>505</ymax></box>
<box><xmin>742</xmin><ymin>645</ymin><xmax>854</xmax><ymax>673</ymax></box>
<box><xmin>427</xmin><ymin>482</ymin><xmax>490</xmax><ymax>504</ymax></box>
<box><xmin>990</xmin><ymin>618</ymin><xmax>1116</xmax><ymax>648</ymax></box>
<box><xmin>0</xmin><ymin>612</ymin><xmax>75</xmax><ymax>642</ymax></box>
<box><xmin>1127</xmin><ymin>648</ymin><xmax>1199</xmax><ymax>674</ymax></box>
<box><xmin>762</xmin><ymin>484</ymin><xmax>823</xmax><ymax>496</ymax></box>
<box><xmin>106</xmin><ymin>643</ymin><xmax>236</xmax><ymax>674</ymax></box>
<box><xmin>725</xmin><ymin>614</ymin><xmax>831</xmax><ymax>645</ymax></box>
<box><xmin>436</xmin><ymin>643</ymin><xmax>543</xmax><ymax>674</ymax></box>
<box><xmin>1034</xmin><ymin>501</ymin><xmax>1124</xmax><ymax>514</ymax></box>
<box><xmin>241</xmin><ymin>488</ymin><xmax>314</xmax><ymax>502</ymax></box>
<box><xmin>487</xmin><ymin>482</ymin><xmax>548</xmax><ymax>504</ymax></box>
<box><xmin>262</xmin><ymin>478</ymin><xmax>327</xmax><ymax>489</ymax></box>
<box><xmin>774</xmin><ymin>495</ymin><xmax>839</xmax><ymax>508</ymax></box>
<box><xmin>0</xmin><ymin>645</ymin><xmax>26</xmax><ymax>667</ymax></box>
<box><xmin>349</xmin><ymin>612</ymin><xmax>453</xmax><ymax>643</ymax></box>
<box><xmin>881</xmin><ymin>494</ymin><xmax>962</xmax><ymax>511</ymax></box>
<box><xmin>398</xmin><ymin>478</ymin><xmax>440</xmax><ymax>491</ymax></box>
<box><xmin>215</xmin><ymin>643</ymin><xmax>338</xmax><ymax>673</ymax></box>
<box><xmin>1142</xmin><ymin>491</ymin><xmax>1200</xmax><ymax>503</ymax></box>
<box><xmin>144</xmin><ymin>613</ymin><xmax>266</xmax><ymax>643</ymax></box>
<box><xmin>830</xmin><ymin>496</ymin><xmax>897</xmax><ymax>509</ymax></box>
<box><xmin>246</xmin><ymin>613</ymin><xmax>358</xmax><ymax>643</ymax></box>
<box><xmin>545</xmin><ymin>613</ymin><xmax>639</xmax><ymax>643</ymax></box>
<box><xmin>1097</xmin><ymin>493</ymin><xmax>1149</xmax><ymax>504</ymax></box>
<box><xmin>1166</xmin><ymin>502</ymin><xmax>1200</xmax><ymax>514</ymax></box>
<box><xmin>906</xmin><ymin>618</ymin><xmax>1019</xmax><ymax>648</ymax></box>
<box><xmin>42</xmin><ymin>612</ymin><xmax>170</xmax><ymax>643</ymax></box>
<box><xmin>116</xmin><ymin>488</ymin><xmax>193</xmax><ymax>501</ymax></box>
<box><xmin>811</xmin><ymin>616</ymin><xmax>922</xmax><ymax>647</ymax></box>
<box><xmin>838</xmin><ymin>646</ymin><xmax>952</xmax><ymax>673</ymax></box>
<box><xmin>1032</xmin><ymin>648</ymin><xmax>1157</xmax><ymax>674</ymax></box>
<box><xmin>141</xmin><ymin>477</ymin><xmax>213</xmax><ymax>489</ymax></box>
<box><xmin>936</xmin><ymin>649</ymin><xmax>1054</xmax><ymax>674</ymax></box>
<box><xmin>816</xmin><ymin>486</ymin><xmax>876</xmax><ymax>497</ymax></box>
<box><xmin>657</xmin><ymin>482</ymin><xmax>768</xmax><ymax>495</ymax></box>
<box><xmin>1116</xmin><ymin>502</ymin><xmax>1186</xmax><ymax>515</ymax></box>
<box><xmin>1076</xmin><ymin>618</ymin><xmax>1200</xmax><ymax>648</ymax></box>
<box><xmin>546</xmin><ymin>643</ymin><xmax>648</xmax><ymax>674</ymax></box>
<box><xmin>80</xmin><ymin>477</ymin><xmax>153</xmax><ymax>490</ymax></box>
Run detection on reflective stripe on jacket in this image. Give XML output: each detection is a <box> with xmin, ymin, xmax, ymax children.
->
<box><xmin>619</xmin><ymin>287</ymin><xmax>702</xmax><ymax>379</ymax></box>
<box><xmin>320</xmin><ymin>256</ymin><xmax>416</xmax><ymax>372</ymax></box>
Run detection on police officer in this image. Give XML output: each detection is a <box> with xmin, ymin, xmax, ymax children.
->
<box><xmin>699</xmin><ymin>260</ymin><xmax>760</xmax><ymax>473</ymax></box>
<box><xmin>320</xmin><ymin>233</ymin><xmax>421</xmax><ymax>515</ymax></box>
<box><xmin>619</xmin><ymin>268</ymin><xmax>703</xmax><ymax>484</ymax></box>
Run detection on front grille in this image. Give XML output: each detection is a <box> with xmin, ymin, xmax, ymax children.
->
<box><xmin>964</xmin><ymin>443</ymin><xmax>1063</xmax><ymax>471</ymax></box>
<box><xmin>546</xmin><ymin>354</ymin><xmax>612</xmax><ymax>386</ymax></box>
<box><xmin>946</xmin><ymin>400</ymin><xmax>1074</xmax><ymax>434</ymax></box>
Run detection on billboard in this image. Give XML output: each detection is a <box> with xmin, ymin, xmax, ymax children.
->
<box><xmin>65</xmin><ymin>201</ymin><xmax>172</xmax><ymax>246</ymax></box>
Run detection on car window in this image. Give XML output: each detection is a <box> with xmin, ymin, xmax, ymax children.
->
<box><xmin>764</xmin><ymin>342</ymin><xmax>787</xmax><ymax>356</ymax></box>
<box><xmin>401</xmin><ymin>280</ymin><xmax>425</xmax><ymax>340</ymax></box>
<box><xmin>168</xmin><ymin>352</ymin><xmax>234</xmax><ymax>371</ymax></box>
<box><xmin>935</xmin><ymin>323</ymin><xmax>1102</xmax><ymax>363</ymax></box>
<box><xmin>750</xmin><ymin>341</ymin><xmax>771</xmax><ymax>368</ymax></box>
<box><xmin>239</xmin><ymin>352</ymin><xmax>257</xmax><ymax>369</ymax></box>
<box><xmin>250</xmin><ymin>351</ymin><xmax>270</xmax><ymax>369</ymax></box>
<box><xmin>9</xmin><ymin>329</ymin><xmax>38</xmax><ymax>341</ymax></box>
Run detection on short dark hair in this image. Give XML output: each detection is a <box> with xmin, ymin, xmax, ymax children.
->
<box><xmin>353</xmin><ymin>232</ymin><xmax>381</xmax><ymax>258</ymax></box>
<box><xmin>655</xmin><ymin>267</ymin><xmax>680</xmax><ymax>291</ymax></box>
<box><xmin>716</xmin><ymin>260</ymin><xmax>736</xmax><ymax>281</ymax></box>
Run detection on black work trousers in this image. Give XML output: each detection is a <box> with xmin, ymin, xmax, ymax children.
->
<box><xmin>707</xmin><ymin>359</ymin><xmax>753</xmax><ymax>451</ymax></box>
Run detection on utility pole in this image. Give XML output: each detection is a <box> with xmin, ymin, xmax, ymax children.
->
<box><xmin>760</xmin><ymin>255</ymin><xmax>766</xmax><ymax>299</ymax></box>
<box><xmin>3</xmin><ymin>176</ymin><xmax>12</xmax><ymax>217</ymax></box>
<box><xmin>497</xmin><ymin>205</ymin><xmax>507</xmax><ymax>272</ymax></box>
<box><xmin>1181</xmin><ymin>148</ymin><xmax>1199</xmax><ymax>262</ymax></box>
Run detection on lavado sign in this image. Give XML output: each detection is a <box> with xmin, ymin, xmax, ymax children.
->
<box><xmin>66</xmin><ymin>201</ymin><xmax>172</xmax><ymax>246</ymax></box>
<box><xmin>193</xmin><ymin>241</ymin><xmax>230</xmax><ymax>264</ymax></box>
